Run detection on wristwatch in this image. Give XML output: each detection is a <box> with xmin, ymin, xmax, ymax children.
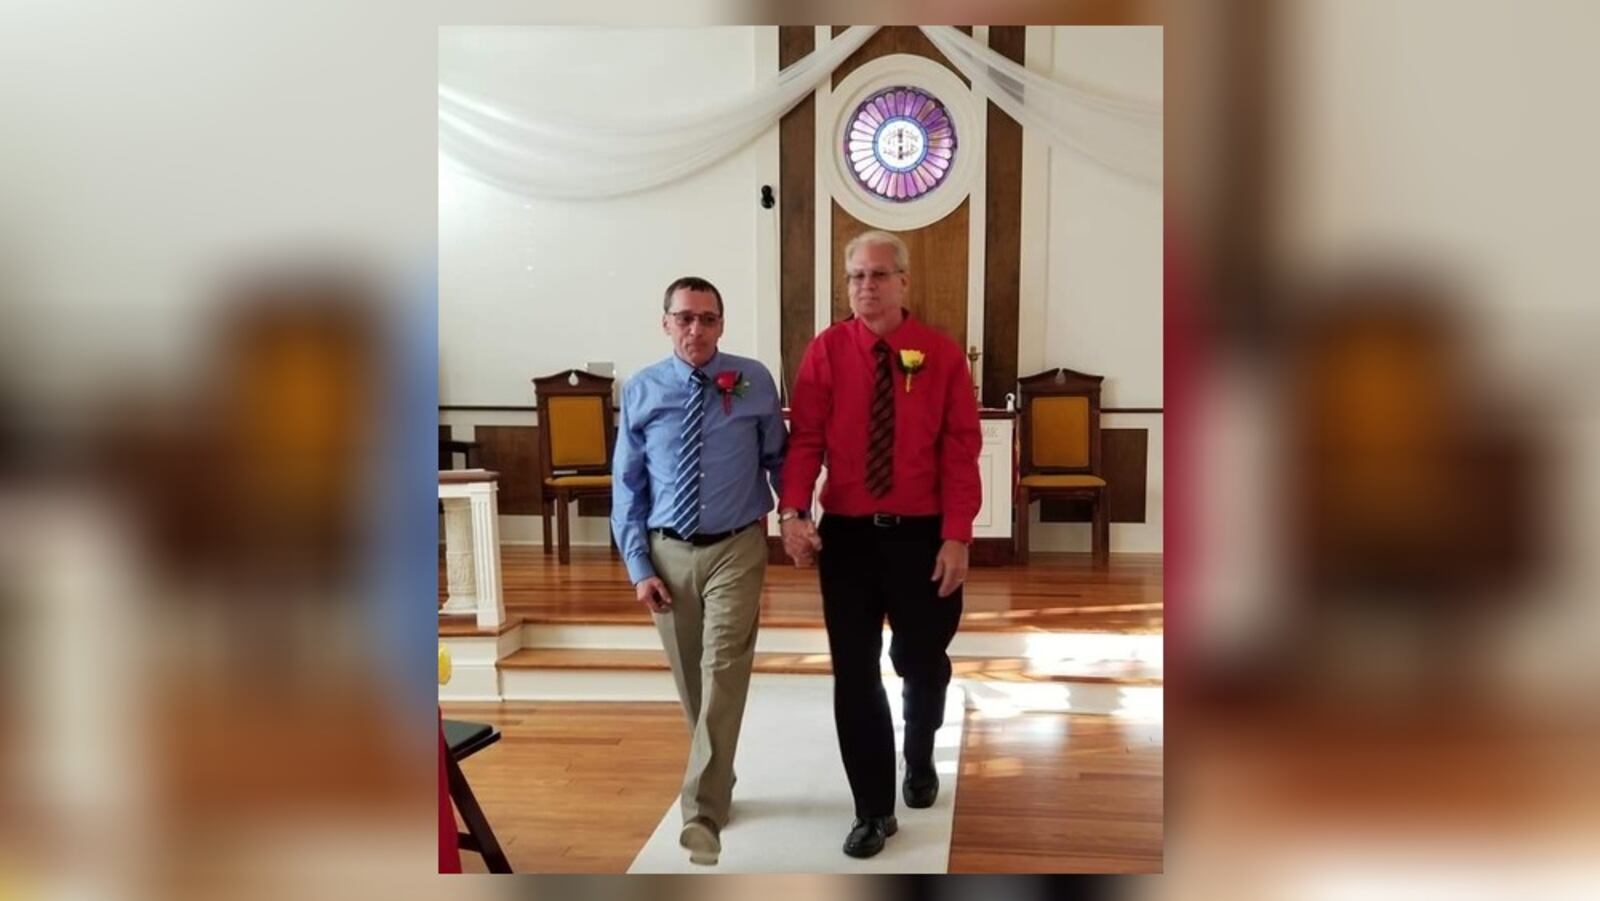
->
<box><xmin>778</xmin><ymin>509</ymin><xmax>810</xmax><ymax>523</ymax></box>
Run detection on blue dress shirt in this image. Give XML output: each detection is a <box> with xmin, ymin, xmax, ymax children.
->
<box><xmin>611</xmin><ymin>350</ymin><xmax>786</xmax><ymax>584</ymax></box>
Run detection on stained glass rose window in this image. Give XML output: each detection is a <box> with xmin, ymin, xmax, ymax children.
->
<box><xmin>843</xmin><ymin>86</ymin><xmax>957</xmax><ymax>202</ymax></box>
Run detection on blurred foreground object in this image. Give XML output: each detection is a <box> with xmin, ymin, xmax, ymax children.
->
<box><xmin>1</xmin><ymin>267</ymin><xmax>431</xmax><ymax>897</ymax></box>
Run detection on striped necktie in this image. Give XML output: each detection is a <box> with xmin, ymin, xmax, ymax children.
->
<box><xmin>667</xmin><ymin>368</ymin><xmax>709</xmax><ymax>536</ymax></box>
<box><xmin>865</xmin><ymin>340</ymin><xmax>894</xmax><ymax>498</ymax></box>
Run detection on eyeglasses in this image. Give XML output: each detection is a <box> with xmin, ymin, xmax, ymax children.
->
<box><xmin>845</xmin><ymin>269</ymin><xmax>904</xmax><ymax>287</ymax></box>
<box><xmin>667</xmin><ymin>311</ymin><xmax>722</xmax><ymax>328</ymax></box>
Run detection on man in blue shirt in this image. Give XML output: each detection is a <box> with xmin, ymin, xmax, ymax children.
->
<box><xmin>610</xmin><ymin>275</ymin><xmax>786</xmax><ymax>866</ymax></box>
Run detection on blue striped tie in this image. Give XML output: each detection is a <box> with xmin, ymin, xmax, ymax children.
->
<box><xmin>667</xmin><ymin>368</ymin><xmax>709</xmax><ymax>537</ymax></box>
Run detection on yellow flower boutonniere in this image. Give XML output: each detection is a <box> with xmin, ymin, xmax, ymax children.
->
<box><xmin>898</xmin><ymin>348</ymin><xmax>926</xmax><ymax>393</ymax></box>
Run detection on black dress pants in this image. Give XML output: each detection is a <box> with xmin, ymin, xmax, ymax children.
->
<box><xmin>818</xmin><ymin>514</ymin><xmax>963</xmax><ymax>818</ymax></box>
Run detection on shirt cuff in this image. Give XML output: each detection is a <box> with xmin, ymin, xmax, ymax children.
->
<box><xmin>940</xmin><ymin>522</ymin><xmax>974</xmax><ymax>544</ymax></box>
<box><xmin>624</xmin><ymin>552</ymin><xmax>656</xmax><ymax>585</ymax></box>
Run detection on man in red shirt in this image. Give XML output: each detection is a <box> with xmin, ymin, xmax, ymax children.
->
<box><xmin>778</xmin><ymin>230</ymin><xmax>982</xmax><ymax>859</ymax></box>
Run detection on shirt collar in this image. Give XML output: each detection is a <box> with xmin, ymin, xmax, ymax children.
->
<box><xmin>850</xmin><ymin>308</ymin><xmax>915</xmax><ymax>354</ymax></box>
<box><xmin>669</xmin><ymin>349</ymin><xmax>722</xmax><ymax>384</ymax></box>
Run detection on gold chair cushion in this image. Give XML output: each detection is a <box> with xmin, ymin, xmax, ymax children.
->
<box><xmin>544</xmin><ymin>475</ymin><xmax>612</xmax><ymax>488</ymax></box>
<box><xmin>1030</xmin><ymin>396</ymin><xmax>1090</xmax><ymax>468</ymax></box>
<box><xmin>546</xmin><ymin>396</ymin><xmax>608</xmax><ymax>466</ymax></box>
<box><xmin>1019</xmin><ymin>474</ymin><xmax>1106</xmax><ymax>489</ymax></box>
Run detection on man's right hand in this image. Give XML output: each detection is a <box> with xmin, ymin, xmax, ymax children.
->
<box><xmin>635</xmin><ymin>577</ymin><xmax>673</xmax><ymax>613</ymax></box>
<box><xmin>780</xmin><ymin>515</ymin><xmax>823</xmax><ymax>567</ymax></box>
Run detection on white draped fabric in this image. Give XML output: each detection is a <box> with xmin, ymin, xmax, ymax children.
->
<box><xmin>919</xmin><ymin>26</ymin><xmax>1163</xmax><ymax>187</ymax></box>
<box><xmin>439</xmin><ymin>26</ymin><xmax>1162</xmax><ymax>200</ymax></box>
<box><xmin>438</xmin><ymin>26</ymin><xmax>879</xmax><ymax>200</ymax></box>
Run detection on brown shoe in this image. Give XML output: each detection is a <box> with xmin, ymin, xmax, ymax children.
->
<box><xmin>679</xmin><ymin>816</ymin><xmax>721</xmax><ymax>866</ymax></box>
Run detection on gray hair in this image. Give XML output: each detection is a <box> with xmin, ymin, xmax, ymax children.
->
<box><xmin>844</xmin><ymin>230</ymin><xmax>910</xmax><ymax>273</ymax></box>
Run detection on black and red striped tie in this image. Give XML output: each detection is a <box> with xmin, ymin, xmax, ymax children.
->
<box><xmin>865</xmin><ymin>339</ymin><xmax>895</xmax><ymax>498</ymax></box>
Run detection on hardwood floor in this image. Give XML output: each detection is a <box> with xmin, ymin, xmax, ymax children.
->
<box><xmin>445</xmin><ymin>546</ymin><xmax>1163</xmax><ymax>634</ymax></box>
<box><xmin>444</xmin><ymin>701</ymin><xmax>687</xmax><ymax>874</ymax></box>
<box><xmin>439</xmin><ymin>545</ymin><xmax>1164</xmax><ymax>872</ymax></box>
<box><xmin>949</xmin><ymin>711</ymin><xmax>1163</xmax><ymax>873</ymax></box>
<box><xmin>442</xmin><ymin>700</ymin><xmax>1163</xmax><ymax>874</ymax></box>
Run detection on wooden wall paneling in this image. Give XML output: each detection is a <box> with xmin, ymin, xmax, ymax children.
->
<box><xmin>830</xmin><ymin>26</ymin><xmax>970</xmax><ymax>88</ymax></box>
<box><xmin>969</xmin><ymin>537</ymin><xmax>1016</xmax><ymax>567</ymax></box>
<box><xmin>778</xmin><ymin>26</ymin><xmax>816</xmax><ymax>401</ymax></box>
<box><xmin>982</xmin><ymin>26</ymin><xmax>1025</xmax><ymax>409</ymax></box>
<box><xmin>1102</xmin><ymin>427</ymin><xmax>1150</xmax><ymax>521</ymax></box>
<box><xmin>473</xmin><ymin>425</ymin><xmax>541</xmax><ymax>516</ymax></box>
<box><xmin>1040</xmin><ymin>427</ymin><xmax>1149</xmax><ymax>523</ymax></box>
<box><xmin>575</xmin><ymin>496</ymin><xmax>612</xmax><ymax>518</ymax></box>
<box><xmin>829</xmin><ymin>205</ymin><xmax>861</xmax><ymax>325</ymax></box>
<box><xmin>917</xmin><ymin>199</ymin><xmax>974</xmax><ymax>348</ymax></box>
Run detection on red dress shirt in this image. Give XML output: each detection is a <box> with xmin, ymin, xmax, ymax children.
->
<box><xmin>780</xmin><ymin>311</ymin><xmax>983</xmax><ymax>542</ymax></box>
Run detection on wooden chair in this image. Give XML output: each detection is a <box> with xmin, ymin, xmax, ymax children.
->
<box><xmin>1015</xmin><ymin>368</ymin><xmax>1109</xmax><ymax>567</ymax></box>
<box><xmin>438</xmin><ymin>426</ymin><xmax>480</xmax><ymax>516</ymax></box>
<box><xmin>532</xmin><ymin>369</ymin><xmax>616</xmax><ymax>564</ymax></box>
<box><xmin>442</xmin><ymin>718</ymin><xmax>512</xmax><ymax>873</ymax></box>
<box><xmin>438</xmin><ymin>425</ymin><xmax>481</xmax><ymax>471</ymax></box>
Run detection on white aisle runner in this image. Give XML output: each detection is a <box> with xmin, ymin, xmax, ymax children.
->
<box><xmin>627</xmin><ymin>673</ymin><xmax>966</xmax><ymax>874</ymax></box>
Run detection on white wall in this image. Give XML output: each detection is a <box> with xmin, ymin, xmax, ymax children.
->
<box><xmin>1020</xmin><ymin>26</ymin><xmax>1165</xmax><ymax>554</ymax></box>
<box><xmin>439</xmin><ymin>27</ymin><xmax>770</xmax><ymax>407</ymax></box>
<box><xmin>1038</xmin><ymin>26</ymin><xmax>1163</xmax><ymax>408</ymax></box>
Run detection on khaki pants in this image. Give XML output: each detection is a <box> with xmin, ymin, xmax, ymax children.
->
<box><xmin>648</xmin><ymin>524</ymin><xmax>767</xmax><ymax>829</ymax></box>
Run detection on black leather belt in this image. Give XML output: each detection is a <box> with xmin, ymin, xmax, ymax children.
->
<box><xmin>653</xmin><ymin>520</ymin><xmax>759</xmax><ymax>547</ymax></box>
<box><xmin>826</xmin><ymin>513</ymin><xmax>942</xmax><ymax>529</ymax></box>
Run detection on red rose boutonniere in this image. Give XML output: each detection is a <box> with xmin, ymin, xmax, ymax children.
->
<box><xmin>713</xmin><ymin>370</ymin><xmax>750</xmax><ymax>414</ymax></box>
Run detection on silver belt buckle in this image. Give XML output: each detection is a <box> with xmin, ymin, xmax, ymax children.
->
<box><xmin>871</xmin><ymin>513</ymin><xmax>897</xmax><ymax>528</ymax></box>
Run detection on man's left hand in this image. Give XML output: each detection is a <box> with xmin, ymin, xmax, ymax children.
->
<box><xmin>930</xmin><ymin>540</ymin><xmax>969</xmax><ymax>598</ymax></box>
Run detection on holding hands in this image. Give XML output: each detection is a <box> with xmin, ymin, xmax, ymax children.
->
<box><xmin>780</xmin><ymin>510</ymin><xmax>823</xmax><ymax>567</ymax></box>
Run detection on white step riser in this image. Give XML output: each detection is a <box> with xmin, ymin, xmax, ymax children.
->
<box><xmin>439</xmin><ymin>631</ymin><xmax>523</xmax><ymax>664</ymax></box>
<box><xmin>500</xmin><ymin>668</ymin><xmax>683</xmax><ymax>703</ymax></box>
<box><xmin>438</xmin><ymin>664</ymin><xmax>501</xmax><ymax>702</ymax></box>
<box><xmin>520</xmin><ymin>624</ymin><xmax>1161</xmax><ymax>665</ymax></box>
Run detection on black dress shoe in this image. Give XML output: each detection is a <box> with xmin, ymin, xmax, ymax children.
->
<box><xmin>842</xmin><ymin>815</ymin><xmax>898</xmax><ymax>858</ymax></box>
<box><xmin>903</xmin><ymin>769</ymin><xmax>939</xmax><ymax>808</ymax></box>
